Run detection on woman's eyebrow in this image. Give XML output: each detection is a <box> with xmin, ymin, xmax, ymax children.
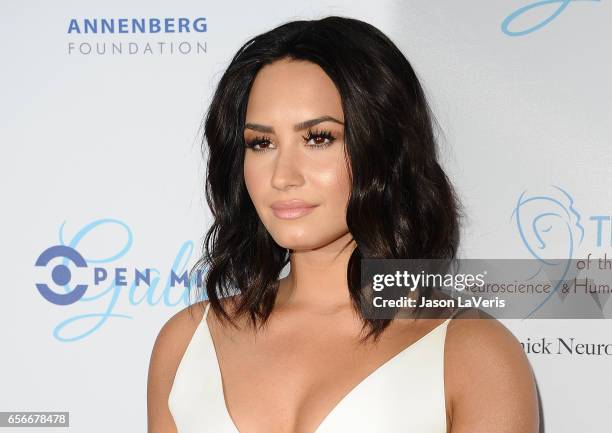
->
<box><xmin>244</xmin><ymin>115</ymin><xmax>344</xmax><ymax>133</ymax></box>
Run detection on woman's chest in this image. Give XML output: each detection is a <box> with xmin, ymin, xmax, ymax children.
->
<box><xmin>206</xmin><ymin>317</ymin><xmax>449</xmax><ymax>433</ymax></box>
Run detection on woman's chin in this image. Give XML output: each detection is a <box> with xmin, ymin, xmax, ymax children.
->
<box><xmin>270</xmin><ymin>234</ymin><xmax>322</xmax><ymax>251</ymax></box>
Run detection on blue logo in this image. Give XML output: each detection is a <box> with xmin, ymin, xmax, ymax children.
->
<box><xmin>65</xmin><ymin>17</ymin><xmax>209</xmax><ymax>56</ymax></box>
<box><xmin>502</xmin><ymin>0</ymin><xmax>601</xmax><ymax>36</ymax></box>
<box><xmin>67</xmin><ymin>17</ymin><xmax>207</xmax><ymax>34</ymax></box>
<box><xmin>35</xmin><ymin>245</ymin><xmax>89</xmax><ymax>305</ymax></box>
<box><xmin>512</xmin><ymin>185</ymin><xmax>610</xmax><ymax>317</ymax></box>
<box><xmin>34</xmin><ymin>218</ymin><xmax>207</xmax><ymax>342</ymax></box>
<box><xmin>512</xmin><ymin>185</ymin><xmax>583</xmax><ymax>317</ymax></box>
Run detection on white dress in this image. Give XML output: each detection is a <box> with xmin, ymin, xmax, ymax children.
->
<box><xmin>168</xmin><ymin>302</ymin><xmax>452</xmax><ymax>433</ymax></box>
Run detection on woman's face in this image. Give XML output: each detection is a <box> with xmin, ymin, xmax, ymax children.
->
<box><xmin>243</xmin><ymin>58</ymin><xmax>351</xmax><ymax>251</ymax></box>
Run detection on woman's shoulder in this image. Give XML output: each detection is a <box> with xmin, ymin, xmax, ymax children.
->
<box><xmin>443</xmin><ymin>308</ymin><xmax>540</xmax><ymax>432</ymax></box>
<box><xmin>151</xmin><ymin>294</ymin><xmax>243</xmax><ymax>358</ymax></box>
<box><xmin>445</xmin><ymin>308</ymin><xmax>525</xmax><ymax>357</ymax></box>
<box><xmin>445</xmin><ymin>308</ymin><xmax>531</xmax><ymax>374</ymax></box>
<box><xmin>154</xmin><ymin>300</ymin><xmax>209</xmax><ymax>351</ymax></box>
<box><xmin>147</xmin><ymin>299</ymin><xmax>210</xmax><ymax>431</ymax></box>
<box><xmin>148</xmin><ymin>300</ymin><xmax>210</xmax><ymax>383</ymax></box>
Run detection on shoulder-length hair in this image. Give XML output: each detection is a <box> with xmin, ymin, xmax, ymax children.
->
<box><xmin>189</xmin><ymin>15</ymin><xmax>463</xmax><ymax>341</ymax></box>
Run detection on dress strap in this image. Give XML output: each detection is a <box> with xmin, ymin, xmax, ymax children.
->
<box><xmin>204</xmin><ymin>301</ymin><xmax>211</xmax><ymax>320</ymax></box>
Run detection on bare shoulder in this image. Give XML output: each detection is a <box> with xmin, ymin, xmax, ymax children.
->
<box><xmin>146</xmin><ymin>300</ymin><xmax>209</xmax><ymax>433</ymax></box>
<box><xmin>444</xmin><ymin>309</ymin><xmax>540</xmax><ymax>433</ymax></box>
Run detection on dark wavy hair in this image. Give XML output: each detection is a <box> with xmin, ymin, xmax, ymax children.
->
<box><xmin>189</xmin><ymin>15</ymin><xmax>463</xmax><ymax>341</ymax></box>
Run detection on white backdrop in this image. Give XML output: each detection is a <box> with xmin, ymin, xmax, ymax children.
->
<box><xmin>1</xmin><ymin>1</ymin><xmax>611</xmax><ymax>432</ymax></box>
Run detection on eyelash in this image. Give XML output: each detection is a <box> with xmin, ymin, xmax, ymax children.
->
<box><xmin>244</xmin><ymin>128</ymin><xmax>337</xmax><ymax>152</ymax></box>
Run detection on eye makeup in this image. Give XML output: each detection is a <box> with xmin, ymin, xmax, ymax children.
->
<box><xmin>244</xmin><ymin>128</ymin><xmax>338</xmax><ymax>152</ymax></box>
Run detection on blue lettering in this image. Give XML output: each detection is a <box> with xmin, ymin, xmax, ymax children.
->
<box><xmin>178</xmin><ymin>17</ymin><xmax>189</xmax><ymax>32</ymax></box>
<box><xmin>53</xmin><ymin>283</ymin><xmax>127</xmax><ymax>342</ymax></box>
<box><xmin>150</xmin><ymin>18</ymin><xmax>161</xmax><ymax>33</ymax></box>
<box><xmin>170</xmin><ymin>270</ymin><xmax>189</xmax><ymax>287</ymax></box>
<box><xmin>502</xmin><ymin>0</ymin><xmax>601</xmax><ymax>36</ymax></box>
<box><xmin>135</xmin><ymin>268</ymin><xmax>151</xmax><ymax>286</ymax></box>
<box><xmin>67</xmin><ymin>19</ymin><xmax>80</xmax><ymax>34</ymax></box>
<box><xmin>118</xmin><ymin>18</ymin><xmax>128</xmax><ymax>33</ymax></box>
<box><xmin>590</xmin><ymin>215</ymin><xmax>610</xmax><ymax>247</ymax></box>
<box><xmin>94</xmin><ymin>267</ymin><xmax>107</xmax><ymax>284</ymax></box>
<box><xmin>47</xmin><ymin>219</ymin><xmax>202</xmax><ymax>340</ymax></box>
<box><xmin>193</xmin><ymin>17</ymin><xmax>207</xmax><ymax>32</ymax></box>
<box><xmin>164</xmin><ymin>242</ymin><xmax>195</xmax><ymax>306</ymax></box>
<box><xmin>67</xmin><ymin>17</ymin><xmax>209</xmax><ymax>34</ymax></box>
<box><xmin>129</xmin><ymin>268</ymin><xmax>158</xmax><ymax>305</ymax></box>
<box><xmin>164</xmin><ymin>17</ymin><xmax>175</xmax><ymax>33</ymax></box>
<box><xmin>115</xmin><ymin>267</ymin><xmax>128</xmax><ymax>286</ymax></box>
<box><xmin>101</xmin><ymin>18</ymin><xmax>114</xmax><ymax>34</ymax></box>
<box><xmin>132</xmin><ymin>18</ymin><xmax>145</xmax><ymax>33</ymax></box>
<box><xmin>83</xmin><ymin>18</ymin><xmax>97</xmax><ymax>33</ymax></box>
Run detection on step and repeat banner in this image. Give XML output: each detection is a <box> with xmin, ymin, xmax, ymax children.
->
<box><xmin>1</xmin><ymin>1</ymin><xmax>610</xmax><ymax>432</ymax></box>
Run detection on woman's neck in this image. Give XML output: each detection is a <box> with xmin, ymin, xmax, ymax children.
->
<box><xmin>275</xmin><ymin>232</ymin><xmax>356</xmax><ymax>312</ymax></box>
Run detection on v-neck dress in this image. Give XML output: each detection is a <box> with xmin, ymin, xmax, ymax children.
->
<box><xmin>168</xmin><ymin>302</ymin><xmax>452</xmax><ymax>433</ymax></box>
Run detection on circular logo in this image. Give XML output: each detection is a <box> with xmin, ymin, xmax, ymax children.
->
<box><xmin>35</xmin><ymin>245</ymin><xmax>88</xmax><ymax>305</ymax></box>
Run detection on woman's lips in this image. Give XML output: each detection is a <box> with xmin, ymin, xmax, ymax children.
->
<box><xmin>271</xmin><ymin>206</ymin><xmax>317</xmax><ymax>219</ymax></box>
<box><xmin>270</xmin><ymin>200</ymin><xmax>318</xmax><ymax>219</ymax></box>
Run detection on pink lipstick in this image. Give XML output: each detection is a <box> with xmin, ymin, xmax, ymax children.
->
<box><xmin>270</xmin><ymin>200</ymin><xmax>318</xmax><ymax>219</ymax></box>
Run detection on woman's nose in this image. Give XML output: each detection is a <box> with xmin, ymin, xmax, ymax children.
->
<box><xmin>270</xmin><ymin>142</ymin><xmax>305</xmax><ymax>191</ymax></box>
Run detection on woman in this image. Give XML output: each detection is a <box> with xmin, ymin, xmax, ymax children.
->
<box><xmin>147</xmin><ymin>16</ymin><xmax>540</xmax><ymax>433</ymax></box>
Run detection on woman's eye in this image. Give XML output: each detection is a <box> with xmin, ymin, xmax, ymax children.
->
<box><xmin>245</xmin><ymin>129</ymin><xmax>337</xmax><ymax>152</ymax></box>
<box><xmin>304</xmin><ymin>129</ymin><xmax>337</xmax><ymax>149</ymax></box>
<box><xmin>245</xmin><ymin>136</ymin><xmax>274</xmax><ymax>152</ymax></box>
